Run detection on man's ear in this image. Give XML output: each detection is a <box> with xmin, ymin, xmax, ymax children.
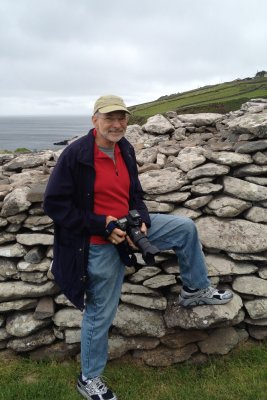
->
<box><xmin>92</xmin><ymin>115</ymin><xmax>97</xmax><ymax>126</ymax></box>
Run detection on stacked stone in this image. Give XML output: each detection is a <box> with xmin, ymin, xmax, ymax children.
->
<box><xmin>0</xmin><ymin>98</ymin><xmax>266</xmax><ymax>365</ymax></box>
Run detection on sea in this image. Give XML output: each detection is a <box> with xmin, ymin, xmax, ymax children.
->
<box><xmin>0</xmin><ymin>115</ymin><xmax>93</xmax><ymax>152</ymax></box>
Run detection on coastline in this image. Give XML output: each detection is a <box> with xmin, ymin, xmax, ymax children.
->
<box><xmin>0</xmin><ymin>115</ymin><xmax>92</xmax><ymax>152</ymax></box>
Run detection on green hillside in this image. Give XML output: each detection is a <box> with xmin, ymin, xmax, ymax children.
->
<box><xmin>129</xmin><ymin>75</ymin><xmax>267</xmax><ymax>124</ymax></box>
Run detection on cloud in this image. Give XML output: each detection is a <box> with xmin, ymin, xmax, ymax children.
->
<box><xmin>0</xmin><ymin>0</ymin><xmax>266</xmax><ymax>115</ymax></box>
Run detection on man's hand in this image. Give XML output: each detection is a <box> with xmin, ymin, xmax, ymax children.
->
<box><xmin>105</xmin><ymin>215</ymin><xmax>126</xmax><ymax>245</ymax></box>
<box><xmin>126</xmin><ymin>222</ymin><xmax>147</xmax><ymax>249</ymax></box>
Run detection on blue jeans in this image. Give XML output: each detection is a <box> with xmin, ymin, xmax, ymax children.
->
<box><xmin>81</xmin><ymin>213</ymin><xmax>210</xmax><ymax>378</ymax></box>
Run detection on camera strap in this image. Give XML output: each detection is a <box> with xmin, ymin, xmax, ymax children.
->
<box><xmin>116</xmin><ymin>242</ymin><xmax>137</xmax><ymax>267</ymax></box>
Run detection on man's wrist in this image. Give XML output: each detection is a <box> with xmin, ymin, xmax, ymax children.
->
<box><xmin>104</xmin><ymin>220</ymin><xmax>118</xmax><ymax>239</ymax></box>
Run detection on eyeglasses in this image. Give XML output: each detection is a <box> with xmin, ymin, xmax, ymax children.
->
<box><xmin>99</xmin><ymin>115</ymin><xmax>128</xmax><ymax>124</ymax></box>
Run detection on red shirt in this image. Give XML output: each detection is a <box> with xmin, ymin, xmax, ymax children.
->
<box><xmin>90</xmin><ymin>136</ymin><xmax>130</xmax><ymax>244</ymax></box>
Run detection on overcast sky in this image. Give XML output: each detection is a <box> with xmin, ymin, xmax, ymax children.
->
<box><xmin>0</xmin><ymin>0</ymin><xmax>267</xmax><ymax>116</ymax></box>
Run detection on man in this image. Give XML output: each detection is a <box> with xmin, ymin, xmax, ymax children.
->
<box><xmin>43</xmin><ymin>95</ymin><xmax>233</xmax><ymax>400</ymax></box>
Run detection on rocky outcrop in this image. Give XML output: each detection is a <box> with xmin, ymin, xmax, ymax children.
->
<box><xmin>0</xmin><ymin>98</ymin><xmax>267</xmax><ymax>364</ymax></box>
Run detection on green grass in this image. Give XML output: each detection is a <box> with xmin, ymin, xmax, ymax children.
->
<box><xmin>0</xmin><ymin>148</ymin><xmax>31</xmax><ymax>154</ymax></box>
<box><xmin>129</xmin><ymin>76</ymin><xmax>267</xmax><ymax>125</ymax></box>
<box><xmin>0</xmin><ymin>340</ymin><xmax>266</xmax><ymax>400</ymax></box>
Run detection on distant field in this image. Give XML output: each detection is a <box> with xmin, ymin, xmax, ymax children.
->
<box><xmin>129</xmin><ymin>76</ymin><xmax>267</xmax><ymax>124</ymax></box>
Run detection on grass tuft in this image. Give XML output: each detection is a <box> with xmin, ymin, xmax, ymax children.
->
<box><xmin>0</xmin><ymin>340</ymin><xmax>266</xmax><ymax>400</ymax></box>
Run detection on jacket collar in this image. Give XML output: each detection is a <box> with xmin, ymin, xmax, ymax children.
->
<box><xmin>77</xmin><ymin>129</ymin><xmax>95</xmax><ymax>166</ymax></box>
<box><xmin>77</xmin><ymin>128</ymin><xmax>132</xmax><ymax>166</ymax></box>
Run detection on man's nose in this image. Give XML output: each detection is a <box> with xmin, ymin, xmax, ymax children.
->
<box><xmin>112</xmin><ymin>119</ymin><xmax>122</xmax><ymax>128</ymax></box>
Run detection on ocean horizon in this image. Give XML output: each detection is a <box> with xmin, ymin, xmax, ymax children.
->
<box><xmin>0</xmin><ymin>115</ymin><xmax>93</xmax><ymax>151</ymax></box>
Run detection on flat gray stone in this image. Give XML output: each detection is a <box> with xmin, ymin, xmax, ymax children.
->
<box><xmin>28</xmin><ymin>341</ymin><xmax>80</xmax><ymax>361</ymax></box>
<box><xmin>65</xmin><ymin>328</ymin><xmax>81</xmax><ymax>344</ymax></box>
<box><xmin>245</xmin><ymin>317</ymin><xmax>267</xmax><ymax>326</ymax></box>
<box><xmin>3</xmin><ymin>153</ymin><xmax>50</xmax><ymax>171</ymax></box>
<box><xmin>139</xmin><ymin>168</ymin><xmax>187</xmax><ymax>194</ymax></box>
<box><xmin>233</xmin><ymin>276</ymin><xmax>267</xmax><ymax>297</ymax></box>
<box><xmin>142</xmin><ymin>114</ymin><xmax>174</xmax><ymax>135</ymax></box>
<box><xmin>134</xmin><ymin>343</ymin><xmax>198</xmax><ymax>366</ymax></box>
<box><xmin>164</xmin><ymin>293</ymin><xmax>242</xmax><ymax>329</ymax></box>
<box><xmin>0</xmin><ymin>299</ymin><xmax>38</xmax><ymax>313</ymax></box>
<box><xmin>235</xmin><ymin>139</ymin><xmax>267</xmax><ymax>153</ymax></box>
<box><xmin>0</xmin><ymin>243</ymin><xmax>27</xmax><ymax>258</ymax></box>
<box><xmin>9</xmin><ymin>170</ymin><xmax>47</xmax><ymax>188</ymax></box>
<box><xmin>184</xmin><ymin>195</ymin><xmax>213</xmax><ymax>210</ymax></box>
<box><xmin>6</xmin><ymin>311</ymin><xmax>51</xmax><ymax>337</ymax></box>
<box><xmin>0</xmin><ymin>328</ymin><xmax>11</xmax><ymax>341</ymax></box>
<box><xmin>173</xmin><ymin>147</ymin><xmax>206</xmax><ymax>172</ymax></box>
<box><xmin>177</xmin><ymin>113</ymin><xmax>223</xmax><ymax>126</ymax></box>
<box><xmin>128</xmin><ymin>267</ymin><xmax>161</xmax><ymax>283</ymax></box>
<box><xmin>244</xmin><ymin>298</ymin><xmax>267</xmax><ymax>319</ymax></box>
<box><xmin>205</xmin><ymin>151</ymin><xmax>253</xmax><ymax>166</ymax></box>
<box><xmin>156</xmin><ymin>153</ymin><xmax>167</xmax><ymax>167</ymax></box>
<box><xmin>244</xmin><ymin>206</ymin><xmax>267</xmax><ymax>223</ymax></box>
<box><xmin>248</xmin><ymin>326</ymin><xmax>267</xmax><ymax>340</ymax></box>
<box><xmin>0</xmin><ymin>187</ymin><xmax>31</xmax><ymax>217</ymax></box>
<box><xmin>227</xmin><ymin>252</ymin><xmax>267</xmax><ymax>262</ymax></box>
<box><xmin>23</xmin><ymin>215</ymin><xmax>53</xmax><ymax>231</ymax></box>
<box><xmin>7</xmin><ymin>328</ymin><xmax>55</xmax><ymax>352</ymax></box>
<box><xmin>158</xmin><ymin>142</ymin><xmax>181</xmax><ymax>156</ymax></box>
<box><xmin>196</xmin><ymin>216</ymin><xmax>267</xmax><ymax>253</ymax></box>
<box><xmin>152</xmin><ymin>191</ymin><xmax>191</xmax><ymax>203</ymax></box>
<box><xmin>16</xmin><ymin>233</ymin><xmax>54</xmax><ymax>246</ymax></box>
<box><xmin>27</xmin><ymin>183</ymin><xmax>47</xmax><ymax>203</ymax></box>
<box><xmin>205</xmin><ymin>254</ymin><xmax>258</xmax><ymax>276</ymax></box>
<box><xmin>121</xmin><ymin>294</ymin><xmax>167</xmax><ymax>310</ymax></box>
<box><xmin>0</xmin><ymin>258</ymin><xmax>18</xmax><ymax>281</ymax></box>
<box><xmin>198</xmin><ymin>327</ymin><xmax>240</xmax><ymax>355</ymax></box>
<box><xmin>160</xmin><ymin>330</ymin><xmax>208</xmax><ymax>348</ymax></box>
<box><xmin>20</xmin><ymin>271</ymin><xmax>48</xmax><ymax>284</ymax></box>
<box><xmin>225</xmin><ymin>111</ymin><xmax>267</xmax><ymax>138</ymax></box>
<box><xmin>205</xmin><ymin>195</ymin><xmax>251</xmax><ymax>217</ymax></box>
<box><xmin>187</xmin><ymin>163</ymin><xmax>230</xmax><ymax>180</ymax></box>
<box><xmin>259</xmin><ymin>267</ymin><xmax>267</xmax><ymax>279</ymax></box>
<box><xmin>24</xmin><ymin>246</ymin><xmax>46</xmax><ymax>263</ymax></box>
<box><xmin>171</xmin><ymin>207</ymin><xmax>202</xmax><ymax>219</ymax></box>
<box><xmin>144</xmin><ymin>200</ymin><xmax>174</xmax><ymax>213</ymax></box>
<box><xmin>191</xmin><ymin>183</ymin><xmax>223</xmax><ymax>195</ymax></box>
<box><xmin>253</xmin><ymin>151</ymin><xmax>267</xmax><ymax>165</ymax></box>
<box><xmin>52</xmin><ymin>308</ymin><xmax>83</xmax><ymax>328</ymax></box>
<box><xmin>0</xmin><ymin>232</ymin><xmax>16</xmax><ymax>245</ymax></box>
<box><xmin>142</xmin><ymin>274</ymin><xmax>176</xmax><ymax>289</ymax></box>
<box><xmin>233</xmin><ymin>164</ymin><xmax>267</xmax><ymax>177</ymax></box>
<box><xmin>108</xmin><ymin>334</ymin><xmax>159</xmax><ymax>360</ymax></box>
<box><xmin>113</xmin><ymin>304</ymin><xmax>166</xmax><ymax>337</ymax></box>
<box><xmin>125</xmin><ymin>124</ymin><xmax>149</xmax><ymax>145</ymax></box>
<box><xmin>136</xmin><ymin>147</ymin><xmax>158</xmax><ymax>166</ymax></box>
<box><xmin>121</xmin><ymin>283</ymin><xmax>161</xmax><ymax>297</ymax></box>
<box><xmin>0</xmin><ymin>281</ymin><xmax>59</xmax><ymax>302</ymax></box>
<box><xmin>223</xmin><ymin>176</ymin><xmax>267</xmax><ymax>201</ymax></box>
<box><xmin>17</xmin><ymin>258</ymin><xmax>51</xmax><ymax>272</ymax></box>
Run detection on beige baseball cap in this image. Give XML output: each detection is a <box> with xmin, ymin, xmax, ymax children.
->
<box><xmin>93</xmin><ymin>95</ymin><xmax>131</xmax><ymax>115</ymax></box>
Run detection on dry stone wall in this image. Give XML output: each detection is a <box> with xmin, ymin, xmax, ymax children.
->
<box><xmin>0</xmin><ymin>98</ymin><xmax>267</xmax><ymax>364</ymax></box>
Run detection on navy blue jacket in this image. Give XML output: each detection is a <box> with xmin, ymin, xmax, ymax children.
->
<box><xmin>43</xmin><ymin>129</ymin><xmax>150</xmax><ymax>310</ymax></box>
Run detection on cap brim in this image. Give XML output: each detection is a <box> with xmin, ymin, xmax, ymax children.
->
<box><xmin>97</xmin><ymin>105</ymin><xmax>131</xmax><ymax>114</ymax></box>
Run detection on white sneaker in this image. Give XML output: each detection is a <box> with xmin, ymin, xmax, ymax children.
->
<box><xmin>77</xmin><ymin>374</ymin><xmax>117</xmax><ymax>400</ymax></box>
<box><xmin>178</xmin><ymin>286</ymin><xmax>233</xmax><ymax>307</ymax></box>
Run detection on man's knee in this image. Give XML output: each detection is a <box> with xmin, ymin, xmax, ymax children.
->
<box><xmin>177</xmin><ymin>216</ymin><xmax>198</xmax><ymax>236</ymax></box>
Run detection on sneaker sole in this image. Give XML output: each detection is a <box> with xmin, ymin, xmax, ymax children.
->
<box><xmin>178</xmin><ymin>295</ymin><xmax>233</xmax><ymax>307</ymax></box>
<box><xmin>77</xmin><ymin>383</ymin><xmax>118</xmax><ymax>400</ymax></box>
<box><xmin>77</xmin><ymin>384</ymin><xmax>93</xmax><ymax>400</ymax></box>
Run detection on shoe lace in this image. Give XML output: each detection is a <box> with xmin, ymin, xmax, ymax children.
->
<box><xmin>86</xmin><ymin>376</ymin><xmax>108</xmax><ymax>395</ymax></box>
<box><xmin>199</xmin><ymin>286</ymin><xmax>216</xmax><ymax>298</ymax></box>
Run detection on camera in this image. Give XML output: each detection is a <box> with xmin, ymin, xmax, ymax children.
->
<box><xmin>115</xmin><ymin>210</ymin><xmax>160</xmax><ymax>266</ymax></box>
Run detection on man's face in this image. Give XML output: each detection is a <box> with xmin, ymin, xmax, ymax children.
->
<box><xmin>92</xmin><ymin>111</ymin><xmax>128</xmax><ymax>147</ymax></box>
